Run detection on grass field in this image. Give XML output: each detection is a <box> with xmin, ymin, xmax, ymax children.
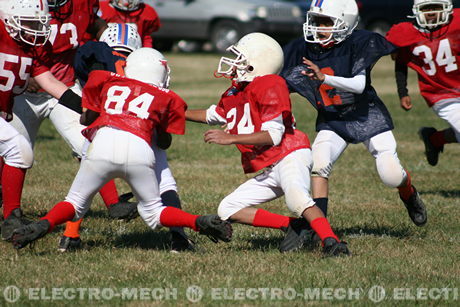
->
<box><xmin>1</xmin><ymin>54</ymin><xmax>459</xmax><ymax>306</ymax></box>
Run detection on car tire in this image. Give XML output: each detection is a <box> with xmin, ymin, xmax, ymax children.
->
<box><xmin>367</xmin><ymin>20</ymin><xmax>391</xmax><ymax>36</ymax></box>
<box><xmin>211</xmin><ymin>20</ymin><xmax>242</xmax><ymax>53</ymax></box>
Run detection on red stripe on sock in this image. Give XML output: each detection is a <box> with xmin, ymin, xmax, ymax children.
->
<box><xmin>310</xmin><ymin>217</ymin><xmax>339</xmax><ymax>242</ymax></box>
<box><xmin>159</xmin><ymin>207</ymin><xmax>199</xmax><ymax>231</ymax></box>
<box><xmin>398</xmin><ymin>170</ymin><xmax>415</xmax><ymax>201</ymax></box>
<box><xmin>41</xmin><ymin>201</ymin><xmax>76</xmax><ymax>231</ymax></box>
<box><xmin>99</xmin><ymin>180</ymin><xmax>119</xmax><ymax>207</ymax></box>
<box><xmin>429</xmin><ymin>131</ymin><xmax>447</xmax><ymax>148</ymax></box>
<box><xmin>2</xmin><ymin>164</ymin><xmax>26</xmax><ymax>218</ymax></box>
<box><xmin>252</xmin><ymin>209</ymin><xmax>294</xmax><ymax>229</ymax></box>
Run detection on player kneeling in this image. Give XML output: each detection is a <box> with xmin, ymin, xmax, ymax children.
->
<box><xmin>186</xmin><ymin>33</ymin><xmax>349</xmax><ymax>257</ymax></box>
<box><xmin>11</xmin><ymin>48</ymin><xmax>232</xmax><ymax>249</ymax></box>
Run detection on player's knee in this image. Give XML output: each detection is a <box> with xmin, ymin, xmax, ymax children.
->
<box><xmin>138</xmin><ymin>201</ymin><xmax>163</xmax><ymax>230</ymax></box>
<box><xmin>4</xmin><ymin>134</ymin><xmax>34</xmax><ymax>168</ymax></box>
<box><xmin>285</xmin><ymin>187</ymin><xmax>315</xmax><ymax>217</ymax></box>
<box><xmin>376</xmin><ymin>153</ymin><xmax>405</xmax><ymax>188</ymax></box>
<box><xmin>311</xmin><ymin>159</ymin><xmax>332</xmax><ymax>178</ymax></box>
<box><xmin>218</xmin><ymin>197</ymin><xmax>244</xmax><ymax>221</ymax></box>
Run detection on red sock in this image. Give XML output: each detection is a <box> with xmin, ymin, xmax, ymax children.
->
<box><xmin>2</xmin><ymin>164</ymin><xmax>26</xmax><ymax>218</ymax></box>
<box><xmin>99</xmin><ymin>180</ymin><xmax>119</xmax><ymax>208</ymax></box>
<box><xmin>310</xmin><ymin>217</ymin><xmax>339</xmax><ymax>242</ymax></box>
<box><xmin>398</xmin><ymin>171</ymin><xmax>415</xmax><ymax>201</ymax></box>
<box><xmin>429</xmin><ymin>131</ymin><xmax>447</xmax><ymax>148</ymax></box>
<box><xmin>41</xmin><ymin>201</ymin><xmax>76</xmax><ymax>231</ymax></box>
<box><xmin>159</xmin><ymin>207</ymin><xmax>199</xmax><ymax>231</ymax></box>
<box><xmin>252</xmin><ymin>209</ymin><xmax>295</xmax><ymax>229</ymax></box>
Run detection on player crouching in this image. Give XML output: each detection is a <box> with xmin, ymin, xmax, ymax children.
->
<box><xmin>186</xmin><ymin>33</ymin><xmax>349</xmax><ymax>257</ymax></box>
<box><xmin>11</xmin><ymin>48</ymin><xmax>232</xmax><ymax>249</ymax></box>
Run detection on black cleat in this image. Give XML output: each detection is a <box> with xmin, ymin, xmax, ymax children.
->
<box><xmin>419</xmin><ymin>127</ymin><xmax>443</xmax><ymax>166</ymax></box>
<box><xmin>279</xmin><ymin>218</ymin><xmax>319</xmax><ymax>252</ymax></box>
<box><xmin>170</xmin><ymin>231</ymin><xmax>195</xmax><ymax>253</ymax></box>
<box><xmin>107</xmin><ymin>192</ymin><xmax>139</xmax><ymax>221</ymax></box>
<box><xmin>400</xmin><ymin>186</ymin><xmax>427</xmax><ymax>226</ymax></box>
<box><xmin>58</xmin><ymin>235</ymin><xmax>82</xmax><ymax>252</ymax></box>
<box><xmin>2</xmin><ymin>208</ymin><xmax>32</xmax><ymax>241</ymax></box>
<box><xmin>195</xmin><ymin>215</ymin><xmax>232</xmax><ymax>243</ymax></box>
<box><xmin>322</xmin><ymin>237</ymin><xmax>351</xmax><ymax>257</ymax></box>
<box><xmin>12</xmin><ymin>220</ymin><xmax>50</xmax><ymax>249</ymax></box>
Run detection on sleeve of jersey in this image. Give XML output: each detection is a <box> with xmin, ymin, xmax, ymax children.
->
<box><xmin>74</xmin><ymin>42</ymin><xmax>117</xmax><ymax>86</ymax></box>
<box><xmin>350</xmin><ymin>31</ymin><xmax>397</xmax><ymax>75</ymax></box>
<box><xmin>281</xmin><ymin>39</ymin><xmax>321</xmax><ymax>109</ymax></box>
<box><xmin>163</xmin><ymin>94</ymin><xmax>187</xmax><ymax>135</ymax></box>
<box><xmin>31</xmin><ymin>44</ymin><xmax>52</xmax><ymax>77</ymax></box>
<box><xmin>254</xmin><ymin>76</ymin><xmax>291</xmax><ymax>123</ymax></box>
<box><xmin>81</xmin><ymin>71</ymin><xmax>109</xmax><ymax>112</ymax></box>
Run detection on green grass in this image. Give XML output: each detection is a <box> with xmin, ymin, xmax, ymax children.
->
<box><xmin>1</xmin><ymin>54</ymin><xmax>459</xmax><ymax>306</ymax></box>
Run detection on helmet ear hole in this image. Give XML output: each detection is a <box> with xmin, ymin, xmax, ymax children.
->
<box><xmin>247</xmin><ymin>66</ymin><xmax>254</xmax><ymax>72</ymax></box>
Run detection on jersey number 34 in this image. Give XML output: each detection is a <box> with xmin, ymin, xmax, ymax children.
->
<box><xmin>413</xmin><ymin>38</ymin><xmax>458</xmax><ymax>76</ymax></box>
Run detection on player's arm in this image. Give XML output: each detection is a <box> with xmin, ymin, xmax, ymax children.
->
<box><xmin>394</xmin><ymin>55</ymin><xmax>412</xmax><ymax>111</ymax></box>
<box><xmin>34</xmin><ymin>71</ymin><xmax>82</xmax><ymax>114</ymax></box>
<box><xmin>204</xmin><ymin>114</ymin><xmax>284</xmax><ymax>146</ymax></box>
<box><xmin>80</xmin><ymin>108</ymin><xmax>99</xmax><ymax>126</ymax></box>
<box><xmin>87</xmin><ymin>16</ymin><xmax>108</xmax><ymax>40</ymax></box>
<box><xmin>186</xmin><ymin>105</ymin><xmax>227</xmax><ymax>125</ymax></box>
<box><xmin>302</xmin><ymin>58</ymin><xmax>366</xmax><ymax>94</ymax></box>
<box><xmin>185</xmin><ymin>109</ymin><xmax>207</xmax><ymax>123</ymax></box>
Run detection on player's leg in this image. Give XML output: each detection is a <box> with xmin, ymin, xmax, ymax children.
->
<box><xmin>153</xmin><ymin>144</ymin><xmax>193</xmax><ymax>252</ymax></box>
<box><xmin>365</xmin><ymin>131</ymin><xmax>427</xmax><ymax>226</ymax></box>
<box><xmin>49</xmin><ymin>99</ymin><xmax>137</xmax><ymax>217</ymax></box>
<box><xmin>419</xmin><ymin>99</ymin><xmax>460</xmax><ymax>166</ymax></box>
<box><xmin>122</xmin><ymin>132</ymin><xmax>231</xmax><ymax>244</ymax></box>
<box><xmin>0</xmin><ymin>118</ymin><xmax>34</xmax><ymax>241</ymax></box>
<box><xmin>275</xmin><ymin>148</ymin><xmax>349</xmax><ymax>256</ymax></box>
<box><xmin>311</xmin><ymin>130</ymin><xmax>348</xmax><ymax>217</ymax></box>
<box><xmin>11</xmin><ymin>129</ymin><xmax>122</xmax><ymax>249</ymax></box>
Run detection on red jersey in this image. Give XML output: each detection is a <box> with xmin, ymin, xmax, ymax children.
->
<box><xmin>47</xmin><ymin>0</ymin><xmax>99</xmax><ymax>86</ymax></box>
<box><xmin>215</xmin><ymin>75</ymin><xmax>310</xmax><ymax>174</ymax></box>
<box><xmin>98</xmin><ymin>1</ymin><xmax>160</xmax><ymax>48</ymax></box>
<box><xmin>82</xmin><ymin>70</ymin><xmax>186</xmax><ymax>145</ymax></box>
<box><xmin>386</xmin><ymin>9</ymin><xmax>460</xmax><ymax>107</ymax></box>
<box><xmin>0</xmin><ymin>23</ymin><xmax>50</xmax><ymax>119</ymax></box>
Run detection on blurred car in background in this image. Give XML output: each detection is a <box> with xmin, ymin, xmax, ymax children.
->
<box><xmin>146</xmin><ymin>0</ymin><xmax>304</xmax><ymax>52</ymax></box>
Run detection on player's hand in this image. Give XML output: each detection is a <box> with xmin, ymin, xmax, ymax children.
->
<box><xmin>301</xmin><ymin>57</ymin><xmax>325</xmax><ymax>82</ymax></box>
<box><xmin>400</xmin><ymin>96</ymin><xmax>412</xmax><ymax>111</ymax></box>
<box><xmin>204</xmin><ymin>129</ymin><xmax>234</xmax><ymax>145</ymax></box>
<box><xmin>26</xmin><ymin>78</ymin><xmax>42</xmax><ymax>93</ymax></box>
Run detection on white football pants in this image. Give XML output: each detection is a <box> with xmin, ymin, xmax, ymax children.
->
<box><xmin>67</xmin><ymin>127</ymin><xmax>167</xmax><ymax>229</ymax></box>
<box><xmin>311</xmin><ymin>130</ymin><xmax>407</xmax><ymax>188</ymax></box>
<box><xmin>0</xmin><ymin>117</ymin><xmax>33</xmax><ymax>168</ymax></box>
<box><xmin>432</xmin><ymin>98</ymin><xmax>460</xmax><ymax>142</ymax></box>
<box><xmin>218</xmin><ymin>148</ymin><xmax>316</xmax><ymax>219</ymax></box>
<box><xmin>11</xmin><ymin>84</ymin><xmax>86</xmax><ymax>158</ymax></box>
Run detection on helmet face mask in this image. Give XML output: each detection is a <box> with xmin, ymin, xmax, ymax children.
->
<box><xmin>124</xmin><ymin>48</ymin><xmax>171</xmax><ymax>89</ymax></box>
<box><xmin>99</xmin><ymin>23</ymin><xmax>142</xmax><ymax>54</ymax></box>
<box><xmin>216</xmin><ymin>32</ymin><xmax>284</xmax><ymax>83</ymax></box>
<box><xmin>111</xmin><ymin>0</ymin><xmax>141</xmax><ymax>11</ymax></box>
<box><xmin>412</xmin><ymin>0</ymin><xmax>453</xmax><ymax>29</ymax></box>
<box><xmin>303</xmin><ymin>0</ymin><xmax>359</xmax><ymax>46</ymax></box>
<box><xmin>0</xmin><ymin>0</ymin><xmax>51</xmax><ymax>46</ymax></box>
<box><xmin>47</xmin><ymin>0</ymin><xmax>69</xmax><ymax>10</ymax></box>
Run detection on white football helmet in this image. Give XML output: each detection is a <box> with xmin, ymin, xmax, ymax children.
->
<box><xmin>125</xmin><ymin>48</ymin><xmax>170</xmax><ymax>88</ymax></box>
<box><xmin>0</xmin><ymin>0</ymin><xmax>51</xmax><ymax>46</ymax></box>
<box><xmin>412</xmin><ymin>0</ymin><xmax>453</xmax><ymax>28</ymax></box>
<box><xmin>216</xmin><ymin>32</ymin><xmax>284</xmax><ymax>82</ymax></box>
<box><xmin>99</xmin><ymin>23</ymin><xmax>142</xmax><ymax>54</ymax></box>
<box><xmin>111</xmin><ymin>0</ymin><xmax>142</xmax><ymax>11</ymax></box>
<box><xmin>304</xmin><ymin>0</ymin><xmax>359</xmax><ymax>45</ymax></box>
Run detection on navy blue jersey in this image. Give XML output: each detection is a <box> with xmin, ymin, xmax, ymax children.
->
<box><xmin>74</xmin><ymin>41</ymin><xmax>127</xmax><ymax>86</ymax></box>
<box><xmin>282</xmin><ymin>30</ymin><xmax>397</xmax><ymax>143</ymax></box>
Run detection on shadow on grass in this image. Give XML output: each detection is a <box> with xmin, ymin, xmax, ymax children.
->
<box><xmin>419</xmin><ymin>189</ymin><xmax>460</xmax><ymax>198</ymax></box>
<box><xmin>337</xmin><ymin>225</ymin><xmax>414</xmax><ymax>238</ymax></box>
<box><xmin>112</xmin><ymin>231</ymin><xmax>170</xmax><ymax>250</ymax></box>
